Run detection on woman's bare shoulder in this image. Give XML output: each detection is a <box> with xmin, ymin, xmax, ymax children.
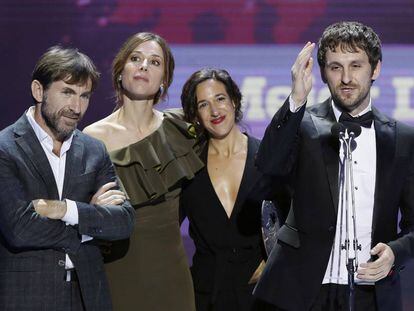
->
<box><xmin>83</xmin><ymin>113</ymin><xmax>121</xmax><ymax>141</ymax></box>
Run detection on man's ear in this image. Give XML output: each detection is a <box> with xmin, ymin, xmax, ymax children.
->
<box><xmin>371</xmin><ymin>60</ymin><xmax>381</xmax><ymax>81</ymax></box>
<box><xmin>31</xmin><ymin>80</ymin><xmax>44</xmax><ymax>103</ymax></box>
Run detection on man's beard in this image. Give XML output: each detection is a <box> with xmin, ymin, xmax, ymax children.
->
<box><xmin>41</xmin><ymin>95</ymin><xmax>80</xmax><ymax>141</ymax></box>
<box><xmin>331</xmin><ymin>83</ymin><xmax>370</xmax><ymax>114</ymax></box>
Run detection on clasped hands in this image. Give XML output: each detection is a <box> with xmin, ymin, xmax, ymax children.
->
<box><xmin>33</xmin><ymin>181</ymin><xmax>126</xmax><ymax>219</ymax></box>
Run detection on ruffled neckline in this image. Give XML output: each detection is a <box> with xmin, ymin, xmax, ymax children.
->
<box><xmin>110</xmin><ymin>115</ymin><xmax>203</xmax><ymax>206</ymax></box>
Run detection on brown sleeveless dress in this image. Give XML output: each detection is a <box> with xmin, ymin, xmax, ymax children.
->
<box><xmin>103</xmin><ymin>115</ymin><xmax>203</xmax><ymax>311</ymax></box>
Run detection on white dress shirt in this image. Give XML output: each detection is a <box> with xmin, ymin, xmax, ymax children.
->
<box><xmin>322</xmin><ymin>100</ymin><xmax>376</xmax><ymax>285</ymax></box>
<box><xmin>26</xmin><ymin>107</ymin><xmax>79</xmax><ymax>269</ymax></box>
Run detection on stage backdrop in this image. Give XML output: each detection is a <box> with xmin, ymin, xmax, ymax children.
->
<box><xmin>1</xmin><ymin>1</ymin><xmax>414</xmax><ymax>309</ymax></box>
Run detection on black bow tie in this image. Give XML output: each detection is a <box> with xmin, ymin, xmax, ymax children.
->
<box><xmin>339</xmin><ymin>111</ymin><xmax>374</xmax><ymax>128</ymax></box>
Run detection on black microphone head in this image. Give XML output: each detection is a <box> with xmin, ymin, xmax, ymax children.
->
<box><xmin>350</xmin><ymin>139</ymin><xmax>357</xmax><ymax>151</ymax></box>
<box><xmin>346</xmin><ymin>123</ymin><xmax>362</xmax><ymax>138</ymax></box>
<box><xmin>331</xmin><ymin>122</ymin><xmax>346</xmax><ymax>138</ymax></box>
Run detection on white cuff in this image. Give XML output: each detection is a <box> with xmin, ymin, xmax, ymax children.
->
<box><xmin>289</xmin><ymin>95</ymin><xmax>306</xmax><ymax>112</ymax></box>
<box><xmin>61</xmin><ymin>199</ymin><xmax>78</xmax><ymax>226</ymax></box>
<box><xmin>81</xmin><ymin>235</ymin><xmax>93</xmax><ymax>243</ymax></box>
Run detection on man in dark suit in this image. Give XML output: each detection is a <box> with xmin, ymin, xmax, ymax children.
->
<box><xmin>0</xmin><ymin>46</ymin><xmax>135</xmax><ymax>311</ymax></box>
<box><xmin>254</xmin><ymin>21</ymin><xmax>414</xmax><ymax>311</ymax></box>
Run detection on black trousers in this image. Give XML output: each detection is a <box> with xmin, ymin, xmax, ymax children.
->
<box><xmin>311</xmin><ymin>284</ymin><xmax>377</xmax><ymax>311</ymax></box>
<box><xmin>195</xmin><ymin>284</ymin><xmax>267</xmax><ymax>311</ymax></box>
<box><xmin>257</xmin><ymin>283</ymin><xmax>377</xmax><ymax>311</ymax></box>
<box><xmin>62</xmin><ymin>271</ymin><xmax>86</xmax><ymax>311</ymax></box>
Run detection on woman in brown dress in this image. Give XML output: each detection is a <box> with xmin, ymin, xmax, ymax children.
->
<box><xmin>83</xmin><ymin>32</ymin><xmax>202</xmax><ymax>311</ymax></box>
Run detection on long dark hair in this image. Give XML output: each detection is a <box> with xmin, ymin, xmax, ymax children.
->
<box><xmin>181</xmin><ymin>68</ymin><xmax>243</xmax><ymax>125</ymax></box>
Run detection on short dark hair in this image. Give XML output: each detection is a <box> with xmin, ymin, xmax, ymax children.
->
<box><xmin>317</xmin><ymin>21</ymin><xmax>382</xmax><ymax>73</ymax></box>
<box><xmin>32</xmin><ymin>46</ymin><xmax>100</xmax><ymax>91</ymax></box>
<box><xmin>112</xmin><ymin>32</ymin><xmax>175</xmax><ymax>107</ymax></box>
<box><xmin>181</xmin><ymin>68</ymin><xmax>243</xmax><ymax>126</ymax></box>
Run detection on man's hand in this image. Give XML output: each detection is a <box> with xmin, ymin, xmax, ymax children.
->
<box><xmin>357</xmin><ymin>242</ymin><xmax>395</xmax><ymax>282</ymax></box>
<box><xmin>33</xmin><ymin>199</ymin><xmax>67</xmax><ymax>219</ymax></box>
<box><xmin>291</xmin><ymin>42</ymin><xmax>315</xmax><ymax>107</ymax></box>
<box><xmin>90</xmin><ymin>181</ymin><xmax>126</xmax><ymax>207</ymax></box>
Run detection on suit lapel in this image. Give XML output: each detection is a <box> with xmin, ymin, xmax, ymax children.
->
<box><xmin>371</xmin><ymin>107</ymin><xmax>395</xmax><ymax>236</ymax></box>
<box><xmin>14</xmin><ymin>114</ymin><xmax>59</xmax><ymax>199</ymax></box>
<box><xmin>62</xmin><ymin>131</ymin><xmax>84</xmax><ymax>198</ymax></box>
<box><xmin>309</xmin><ymin>99</ymin><xmax>340</xmax><ymax>213</ymax></box>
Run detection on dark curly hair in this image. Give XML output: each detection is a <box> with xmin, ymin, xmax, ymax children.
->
<box><xmin>317</xmin><ymin>21</ymin><xmax>382</xmax><ymax>76</ymax></box>
<box><xmin>181</xmin><ymin>68</ymin><xmax>243</xmax><ymax>131</ymax></box>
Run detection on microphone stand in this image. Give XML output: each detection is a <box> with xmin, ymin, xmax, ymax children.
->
<box><xmin>338</xmin><ymin>128</ymin><xmax>362</xmax><ymax>311</ymax></box>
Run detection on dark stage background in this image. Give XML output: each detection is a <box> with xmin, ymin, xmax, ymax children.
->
<box><xmin>1</xmin><ymin>1</ymin><xmax>414</xmax><ymax>309</ymax></box>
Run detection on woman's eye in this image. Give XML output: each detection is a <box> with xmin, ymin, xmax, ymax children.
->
<box><xmin>198</xmin><ymin>102</ymin><xmax>208</xmax><ymax>109</ymax></box>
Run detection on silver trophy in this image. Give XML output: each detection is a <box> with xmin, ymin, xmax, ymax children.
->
<box><xmin>261</xmin><ymin>200</ymin><xmax>280</xmax><ymax>256</ymax></box>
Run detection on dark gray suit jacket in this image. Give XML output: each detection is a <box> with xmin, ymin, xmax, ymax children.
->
<box><xmin>254</xmin><ymin>99</ymin><xmax>414</xmax><ymax>311</ymax></box>
<box><xmin>0</xmin><ymin>113</ymin><xmax>135</xmax><ymax>311</ymax></box>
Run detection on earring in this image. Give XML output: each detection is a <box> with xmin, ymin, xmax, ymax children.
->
<box><xmin>118</xmin><ymin>75</ymin><xmax>122</xmax><ymax>82</ymax></box>
<box><xmin>159</xmin><ymin>84</ymin><xmax>164</xmax><ymax>95</ymax></box>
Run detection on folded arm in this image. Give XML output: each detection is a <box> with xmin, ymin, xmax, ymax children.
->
<box><xmin>0</xmin><ymin>152</ymin><xmax>81</xmax><ymax>253</ymax></box>
<box><xmin>72</xmin><ymin>147</ymin><xmax>134</xmax><ymax>241</ymax></box>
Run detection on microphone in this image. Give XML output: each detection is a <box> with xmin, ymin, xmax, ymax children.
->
<box><xmin>331</xmin><ymin>122</ymin><xmax>346</xmax><ymax>139</ymax></box>
<box><xmin>331</xmin><ymin>122</ymin><xmax>362</xmax><ymax>139</ymax></box>
<box><xmin>346</xmin><ymin>123</ymin><xmax>362</xmax><ymax>138</ymax></box>
<box><xmin>345</xmin><ymin>124</ymin><xmax>361</xmax><ymax>152</ymax></box>
<box><xmin>331</xmin><ymin>122</ymin><xmax>361</xmax><ymax>152</ymax></box>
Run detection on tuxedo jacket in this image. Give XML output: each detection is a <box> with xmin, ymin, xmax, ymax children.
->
<box><xmin>0</xmin><ymin>114</ymin><xmax>135</xmax><ymax>311</ymax></box>
<box><xmin>253</xmin><ymin>99</ymin><xmax>414</xmax><ymax>311</ymax></box>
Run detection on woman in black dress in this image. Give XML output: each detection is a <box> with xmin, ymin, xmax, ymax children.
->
<box><xmin>180</xmin><ymin>68</ymin><xmax>276</xmax><ymax>311</ymax></box>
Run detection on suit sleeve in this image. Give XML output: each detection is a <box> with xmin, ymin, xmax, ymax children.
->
<box><xmin>0</xmin><ymin>150</ymin><xmax>81</xmax><ymax>254</ymax></box>
<box><xmin>75</xmin><ymin>142</ymin><xmax>135</xmax><ymax>241</ymax></box>
<box><xmin>388</xmin><ymin>144</ymin><xmax>414</xmax><ymax>269</ymax></box>
<box><xmin>256</xmin><ymin>97</ymin><xmax>306</xmax><ymax>177</ymax></box>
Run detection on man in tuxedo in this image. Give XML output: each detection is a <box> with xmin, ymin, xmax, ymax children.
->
<box><xmin>254</xmin><ymin>21</ymin><xmax>414</xmax><ymax>311</ymax></box>
<box><xmin>0</xmin><ymin>46</ymin><xmax>135</xmax><ymax>310</ymax></box>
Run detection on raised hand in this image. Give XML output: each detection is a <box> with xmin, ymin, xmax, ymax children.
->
<box><xmin>356</xmin><ymin>242</ymin><xmax>395</xmax><ymax>282</ymax></box>
<box><xmin>90</xmin><ymin>181</ymin><xmax>126</xmax><ymax>207</ymax></box>
<box><xmin>291</xmin><ymin>42</ymin><xmax>315</xmax><ymax>108</ymax></box>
